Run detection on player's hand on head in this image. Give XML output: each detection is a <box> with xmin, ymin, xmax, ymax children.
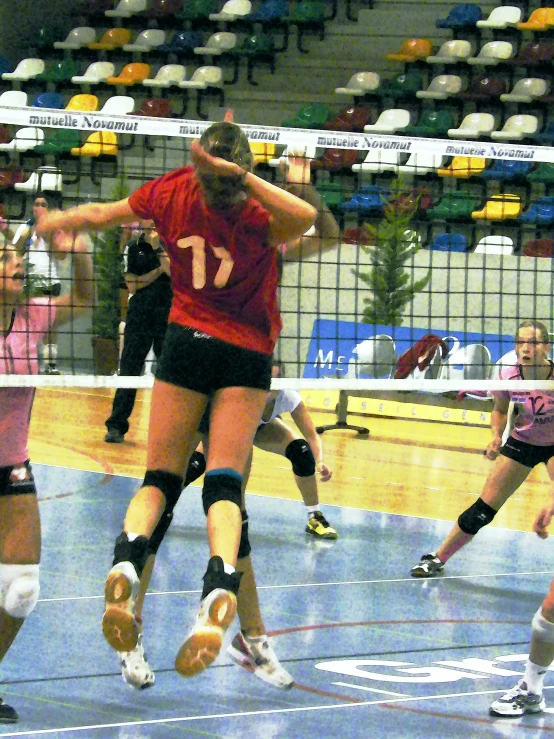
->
<box><xmin>534</xmin><ymin>507</ymin><xmax>553</xmax><ymax>539</ymax></box>
<box><xmin>191</xmin><ymin>139</ymin><xmax>243</xmax><ymax>179</ymax></box>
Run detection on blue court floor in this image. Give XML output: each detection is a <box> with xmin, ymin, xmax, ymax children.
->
<box><xmin>1</xmin><ymin>464</ymin><xmax>554</xmax><ymax>738</ymax></box>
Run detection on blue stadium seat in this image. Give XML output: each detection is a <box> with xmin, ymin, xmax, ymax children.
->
<box><xmin>250</xmin><ymin>0</ymin><xmax>289</xmax><ymax>21</ymax></box>
<box><xmin>436</xmin><ymin>4</ymin><xmax>483</xmax><ymax>29</ymax></box>
<box><xmin>0</xmin><ymin>57</ymin><xmax>13</xmax><ymax>76</ymax></box>
<box><xmin>534</xmin><ymin>121</ymin><xmax>554</xmax><ymax>145</ymax></box>
<box><xmin>158</xmin><ymin>31</ymin><xmax>204</xmax><ymax>56</ymax></box>
<box><xmin>31</xmin><ymin>92</ymin><xmax>64</xmax><ymax>109</ymax></box>
<box><xmin>340</xmin><ymin>186</ymin><xmax>389</xmax><ymax>213</ymax></box>
<box><xmin>518</xmin><ymin>196</ymin><xmax>554</xmax><ymax>224</ymax></box>
<box><xmin>429</xmin><ymin>233</ymin><xmax>468</xmax><ymax>252</ymax></box>
<box><xmin>481</xmin><ymin>160</ymin><xmax>532</xmax><ymax>181</ymax></box>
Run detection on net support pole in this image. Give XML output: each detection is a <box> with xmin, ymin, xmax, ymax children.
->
<box><xmin>315</xmin><ymin>389</ymin><xmax>370</xmax><ymax>436</ymax></box>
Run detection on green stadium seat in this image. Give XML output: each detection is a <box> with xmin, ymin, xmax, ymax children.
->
<box><xmin>528</xmin><ymin>163</ymin><xmax>554</xmax><ymax>184</ymax></box>
<box><xmin>281</xmin><ymin>103</ymin><xmax>332</xmax><ymax>128</ymax></box>
<box><xmin>34</xmin><ymin>129</ymin><xmax>82</xmax><ymax>155</ymax></box>
<box><xmin>403</xmin><ymin>109</ymin><xmax>456</xmax><ymax>137</ymax></box>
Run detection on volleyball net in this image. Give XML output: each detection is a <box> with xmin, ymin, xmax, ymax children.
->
<box><xmin>0</xmin><ymin>104</ymin><xmax>553</xmax><ymax>393</ymax></box>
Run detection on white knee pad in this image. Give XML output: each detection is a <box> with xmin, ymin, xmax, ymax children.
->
<box><xmin>532</xmin><ymin>608</ymin><xmax>554</xmax><ymax>645</ymax></box>
<box><xmin>0</xmin><ymin>564</ymin><xmax>40</xmax><ymax>619</ymax></box>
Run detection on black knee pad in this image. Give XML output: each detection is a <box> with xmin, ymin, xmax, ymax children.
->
<box><xmin>285</xmin><ymin>439</ymin><xmax>315</xmax><ymax>477</ymax></box>
<box><xmin>202</xmin><ymin>471</ymin><xmax>242</xmax><ymax>515</ymax></box>
<box><xmin>146</xmin><ymin>509</ymin><xmax>174</xmax><ymax>556</ymax></box>
<box><xmin>458</xmin><ymin>498</ymin><xmax>496</xmax><ymax>535</ymax></box>
<box><xmin>237</xmin><ymin>509</ymin><xmax>251</xmax><ymax>559</ymax></box>
<box><xmin>143</xmin><ymin>469</ymin><xmax>183</xmax><ymax>508</ymax></box>
<box><xmin>183</xmin><ymin>451</ymin><xmax>207</xmax><ymax>489</ymax></box>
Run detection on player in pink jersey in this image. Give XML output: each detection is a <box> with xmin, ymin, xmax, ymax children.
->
<box><xmin>411</xmin><ymin>320</ymin><xmax>554</xmax><ymax>578</ymax></box>
<box><xmin>0</xmin><ymin>234</ymin><xmax>93</xmax><ymax>723</ymax></box>
<box><xmin>37</xmin><ymin>111</ymin><xmax>316</xmax><ymax>679</ymax></box>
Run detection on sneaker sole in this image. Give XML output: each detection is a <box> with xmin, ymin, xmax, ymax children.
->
<box><xmin>489</xmin><ymin>703</ymin><xmax>545</xmax><ymax>718</ymax></box>
<box><xmin>410</xmin><ymin>567</ymin><xmax>444</xmax><ymax>578</ymax></box>
<box><xmin>227</xmin><ymin>644</ymin><xmax>295</xmax><ymax>690</ymax></box>
<box><xmin>305</xmin><ymin>527</ymin><xmax>338</xmax><ymax>540</ymax></box>
<box><xmin>102</xmin><ymin>572</ymin><xmax>139</xmax><ymax>652</ymax></box>
<box><xmin>174</xmin><ymin>590</ymin><xmax>237</xmax><ymax>678</ymax></box>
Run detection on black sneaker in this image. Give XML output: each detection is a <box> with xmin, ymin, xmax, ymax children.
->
<box><xmin>411</xmin><ymin>552</ymin><xmax>444</xmax><ymax>578</ymax></box>
<box><xmin>174</xmin><ymin>556</ymin><xmax>242</xmax><ymax>678</ymax></box>
<box><xmin>0</xmin><ymin>697</ymin><xmax>18</xmax><ymax>723</ymax></box>
<box><xmin>105</xmin><ymin>428</ymin><xmax>124</xmax><ymax>443</ymax></box>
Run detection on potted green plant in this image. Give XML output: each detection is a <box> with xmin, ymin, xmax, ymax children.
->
<box><xmin>353</xmin><ymin>178</ymin><xmax>431</xmax><ymax>327</ymax></box>
<box><xmin>91</xmin><ymin>174</ymin><xmax>128</xmax><ymax>374</ymax></box>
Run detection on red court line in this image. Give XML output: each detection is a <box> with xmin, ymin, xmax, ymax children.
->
<box><xmin>293</xmin><ymin>682</ymin><xmax>363</xmax><ymax>703</ymax></box>
<box><xmin>381</xmin><ymin>702</ymin><xmax>554</xmax><ymax>732</ymax></box>
<box><xmin>269</xmin><ymin>618</ymin><xmax>529</xmax><ymax>637</ymax></box>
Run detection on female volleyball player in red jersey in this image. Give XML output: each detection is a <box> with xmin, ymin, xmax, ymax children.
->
<box><xmin>37</xmin><ymin>112</ymin><xmax>316</xmax><ymax>679</ymax></box>
<box><xmin>0</xmin><ymin>232</ymin><xmax>93</xmax><ymax>723</ymax></box>
<box><xmin>411</xmin><ymin>320</ymin><xmax>554</xmax><ymax>578</ymax></box>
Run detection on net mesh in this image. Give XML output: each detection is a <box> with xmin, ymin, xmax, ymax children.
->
<box><xmin>0</xmin><ymin>105</ymin><xmax>553</xmax><ymax>391</ymax></box>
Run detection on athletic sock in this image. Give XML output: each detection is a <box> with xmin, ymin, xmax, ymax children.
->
<box><xmin>523</xmin><ymin>660</ymin><xmax>548</xmax><ymax>694</ymax></box>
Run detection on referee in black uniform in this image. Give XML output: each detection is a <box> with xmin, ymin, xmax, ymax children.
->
<box><xmin>105</xmin><ymin>225</ymin><xmax>172</xmax><ymax>443</ymax></box>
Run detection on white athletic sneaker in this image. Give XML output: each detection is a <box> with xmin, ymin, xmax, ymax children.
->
<box><xmin>119</xmin><ymin>633</ymin><xmax>155</xmax><ymax>690</ymax></box>
<box><xmin>490</xmin><ymin>680</ymin><xmax>546</xmax><ymax>717</ymax></box>
<box><xmin>102</xmin><ymin>560</ymin><xmax>140</xmax><ymax>653</ymax></box>
<box><xmin>227</xmin><ymin>632</ymin><xmax>295</xmax><ymax>690</ymax></box>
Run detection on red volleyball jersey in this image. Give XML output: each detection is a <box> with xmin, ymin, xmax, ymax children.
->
<box><xmin>128</xmin><ymin>166</ymin><xmax>281</xmax><ymax>355</ymax></box>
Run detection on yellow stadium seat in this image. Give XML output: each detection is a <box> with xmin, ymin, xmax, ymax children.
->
<box><xmin>89</xmin><ymin>28</ymin><xmax>132</xmax><ymax>51</ymax></box>
<box><xmin>250</xmin><ymin>142</ymin><xmax>277</xmax><ymax>165</ymax></box>
<box><xmin>65</xmin><ymin>94</ymin><xmax>99</xmax><ymax>112</ymax></box>
<box><xmin>386</xmin><ymin>38</ymin><xmax>433</xmax><ymax>62</ymax></box>
<box><xmin>518</xmin><ymin>8</ymin><xmax>554</xmax><ymax>30</ymax></box>
<box><xmin>107</xmin><ymin>63</ymin><xmax>151</xmax><ymax>86</ymax></box>
<box><xmin>72</xmin><ymin>131</ymin><xmax>118</xmax><ymax>157</ymax></box>
<box><xmin>437</xmin><ymin>156</ymin><xmax>486</xmax><ymax>178</ymax></box>
<box><xmin>471</xmin><ymin>194</ymin><xmax>522</xmax><ymax>220</ymax></box>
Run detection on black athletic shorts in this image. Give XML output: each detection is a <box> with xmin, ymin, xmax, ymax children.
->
<box><xmin>0</xmin><ymin>461</ymin><xmax>37</xmax><ymax>497</ymax></box>
<box><xmin>500</xmin><ymin>436</ymin><xmax>554</xmax><ymax>468</ymax></box>
<box><xmin>156</xmin><ymin>323</ymin><xmax>273</xmax><ymax>396</ymax></box>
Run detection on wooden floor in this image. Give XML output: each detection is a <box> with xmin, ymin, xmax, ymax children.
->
<box><xmin>29</xmin><ymin>388</ymin><xmax>552</xmax><ymax>535</ymax></box>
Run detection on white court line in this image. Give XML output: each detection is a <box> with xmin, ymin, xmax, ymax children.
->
<box><xmin>37</xmin><ymin>569</ymin><xmax>554</xmax><ymax>604</ymax></box>
<box><xmin>2</xmin><ymin>685</ymin><xmax>554</xmax><ymax>737</ymax></box>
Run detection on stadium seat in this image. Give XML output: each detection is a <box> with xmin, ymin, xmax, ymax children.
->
<box><xmin>335</xmin><ymin>72</ymin><xmax>380</xmax><ymax>97</ymax></box>
<box><xmin>457</xmin><ymin>76</ymin><xmax>506</xmax><ymax>101</ymax></box>
<box><xmin>158</xmin><ymin>31</ymin><xmax>204</xmax><ymax>56</ymax></box>
<box><xmin>481</xmin><ymin>159</ymin><xmax>532</xmax><ymax>181</ymax></box>
<box><xmin>0</xmin><ymin>58</ymin><xmax>12</xmax><ymax>78</ymax></box>
<box><xmin>86</xmin><ymin>0</ymin><xmax>116</xmax><ymax>11</ymax></box>
<box><xmin>340</xmin><ymin>185</ymin><xmax>389</xmax><ymax>213</ymax></box>
<box><xmin>89</xmin><ymin>28</ymin><xmax>133</xmax><ymax>51</ymax></box>
<box><xmin>178</xmin><ymin>0</ymin><xmax>218</xmax><ymax>21</ymax></box>
<box><xmin>250</xmin><ymin>142</ymin><xmax>278</xmax><ymax>166</ymax></box>
<box><xmin>386</xmin><ymin>38</ymin><xmax>433</xmax><ymax>63</ymax></box>
<box><xmin>416</xmin><ymin>75</ymin><xmax>463</xmax><ymax>100</ymax></box>
<box><xmin>313</xmin><ymin>148</ymin><xmax>360</xmax><ymax>172</ymax></box>
<box><xmin>477</xmin><ymin>6</ymin><xmax>522</xmax><ymax>29</ymax></box>
<box><xmin>281</xmin><ymin>103</ymin><xmax>332</xmax><ymax>128</ymax></box>
<box><xmin>72</xmin><ymin>62</ymin><xmax>115</xmax><ymax>85</ymax></box>
<box><xmin>33</xmin><ymin>26</ymin><xmax>65</xmax><ymax>53</ymax></box>
<box><xmin>352</xmin><ymin>150</ymin><xmax>405</xmax><ymax>174</ymax></box>
<box><xmin>99</xmin><ymin>96</ymin><xmax>135</xmax><ymax>114</ymax></box>
<box><xmin>135</xmin><ymin>98</ymin><xmax>173</xmax><ymax>117</ymax></box>
<box><xmin>249</xmin><ymin>0</ymin><xmax>288</xmax><ymax>22</ymax></box>
<box><xmin>403</xmin><ymin>109</ymin><xmax>456</xmax><ymax>137</ymax></box>
<box><xmin>105</xmin><ymin>0</ymin><xmax>148</xmax><ymax>17</ymax></box>
<box><xmin>533</xmin><ymin>121</ymin><xmax>554</xmax><ymax>145</ymax></box>
<box><xmin>506</xmin><ymin>42</ymin><xmax>554</xmax><ymax>69</ymax></box>
<box><xmin>34</xmin><ymin>129</ymin><xmax>81</xmax><ymax>155</ymax></box>
<box><xmin>15</xmin><ymin>166</ymin><xmax>63</xmax><ymax>192</ymax></box>
<box><xmin>427</xmin><ymin>191</ymin><xmax>479</xmax><ymax>219</ymax></box>
<box><xmin>342</xmin><ymin>226</ymin><xmax>373</xmax><ymax>246</ymax></box>
<box><xmin>72</xmin><ymin>131</ymin><xmax>118</xmax><ymax>157</ymax></box>
<box><xmin>528</xmin><ymin>163</ymin><xmax>554</xmax><ymax>184</ymax></box>
<box><xmin>146</xmin><ymin>0</ymin><xmax>184</xmax><ymax>17</ymax></box>
<box><xmin>36</xmin><ymin>59</ymin><xmax>81</xmax><ymax>84</ymax></box>
<box><xmin>501</xmin><ymin>78</ymin><xmax>549</xmax><ymax>104</ymax></box>
<box><xmin>323</xmin><ymin>106</ymin><xmax>373</xmax><ymax>132</ymax></box>
<box><xmin>437</xmin><ymin>156</ymin><xmax>486</xmax><ymax>177</ymax></box>
<box><xmin>0</xmin><ymin>127</ymin><xmax>12</xmax><ymax>146</ymax></box>
<box><xmin>315</xmin><ymin>182</ymin><xmax>346</xmax><ymax>209</ymax></box>
<box><xmin>467</xmin><ymin>41</ymin><xmax>514</xmax><ymax>66</ymax></box>
<box><xmin>384</xmin><ymin>187</ymin><xmax>433</xmax><ymax>215</ymax></box>
<box><xmin>107</xmin><ymin>63</ymin><xmax>151</xmax><ymax>86</ymax></box>
<box><xmin>398</xmin><ymin>152</ymin><xmax>446</xmax><ymax>175</ymax></box>
<box><xmin>491</xmin><ymin>115</ymin><xmax>538</xmax><ymax>141</ymax></box>
<box><xmin>376</xmin><ymin>72</ymin><xmax>423</xmax><ymax>99</ymax></box>
<box><xmin>194</xmin><ymin>32</ymin><xmax>237</xmax><ymax>56</ymax></box>
<box><xmin>65</xmin><ymin>94</ymin><xmax>99</xmax><ymax>112</ymax></box>
<box><xmin>518</xmin><ymin>8</ymin><xmax>554</xmax><ymax>31</ymax></box>
<box><xmin>123</xmin><ymin>30</ymin><xmax>166</xmax><ymax>53</ymax></box>
<box><xmin>474</xmin><ymin>235</ymin><xmax>514</xmax><ymax>254</ymax></box>
<box><xmin>210</xmin><ymin>0</ymin><xmax>252</xmax><ymax>21</ymax></box>
<box><xmin>31</xmin><ymin>92</ymin><xmax>64</xmax><ymax>109</ymax></box>
<box><xmin>427</xmin><ymin>40</ymin><xmax>472</xmax><ymax>64</ymax></box>
<box><xmin>363</xmin><ymin>108</ymin><xmax>410</xmax><ymax>133</ymax></box>
<box><xmin>436</xmin><ymin>4</ymin><xmax>483</xmax><ymax>29</ymax></box>
<box><xmin>519</xmin><ymin>196</ymin><xmax>554</xmax><ymax>224</ymax></box>
<box><xmin>143</xmin><ymin>64</ymin><xmax>186</xmax><ymax>88</ymax></box>
<box><xmin>429</xmin><ymin>233</ymin><xmax>468</xmax><ymax>252</ymax></box>
<box><xmin>0</xmin><ymin>164</ymin><xmax>25</xmax><ymax>189</ymax></box>
<box><xmin>353</xmin><ymin>335</ymin><xmax>397</xmax><ymax>378</ymax></box>
<box><xmin>448</xmin><ymin>112</ymin><xmax>495</xmax><ymax>138</ymax></box>
<box><xmin>0</xmin><ymin>90</ymin><xmax>28</xmax><ymax>107</ymax></box>
<box><xmin>179</xmin><ymin>65</ymin><xmax>223</xmax><ymax>89</ymax></box>
<box><xmin>269</xmin><ymin>144</ymin><xmax>317</xmax><ymax>168</ymax></box>
<box><xmin>0</xmin><ymin>127</ymin><xmax>44</xmax><ymax>152</ymax></box>
<box><xmin>54</xmin><ymin>27</ymin><xmax>96</xmax><ymax>50</ymax></box>
<box><xmin>522</xmin><ymin>238</ymin><xmax>554</xmax><ymax>257</ymax></box>
<box><xmin>472</xmin><ymin>194</ymin><xmax>522</xmax><ymax>220</ymax></box>
<box><xmin>2</xmin><ymin>58</ymin><xmax>45</xmax><ymax>81</ymax></box>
